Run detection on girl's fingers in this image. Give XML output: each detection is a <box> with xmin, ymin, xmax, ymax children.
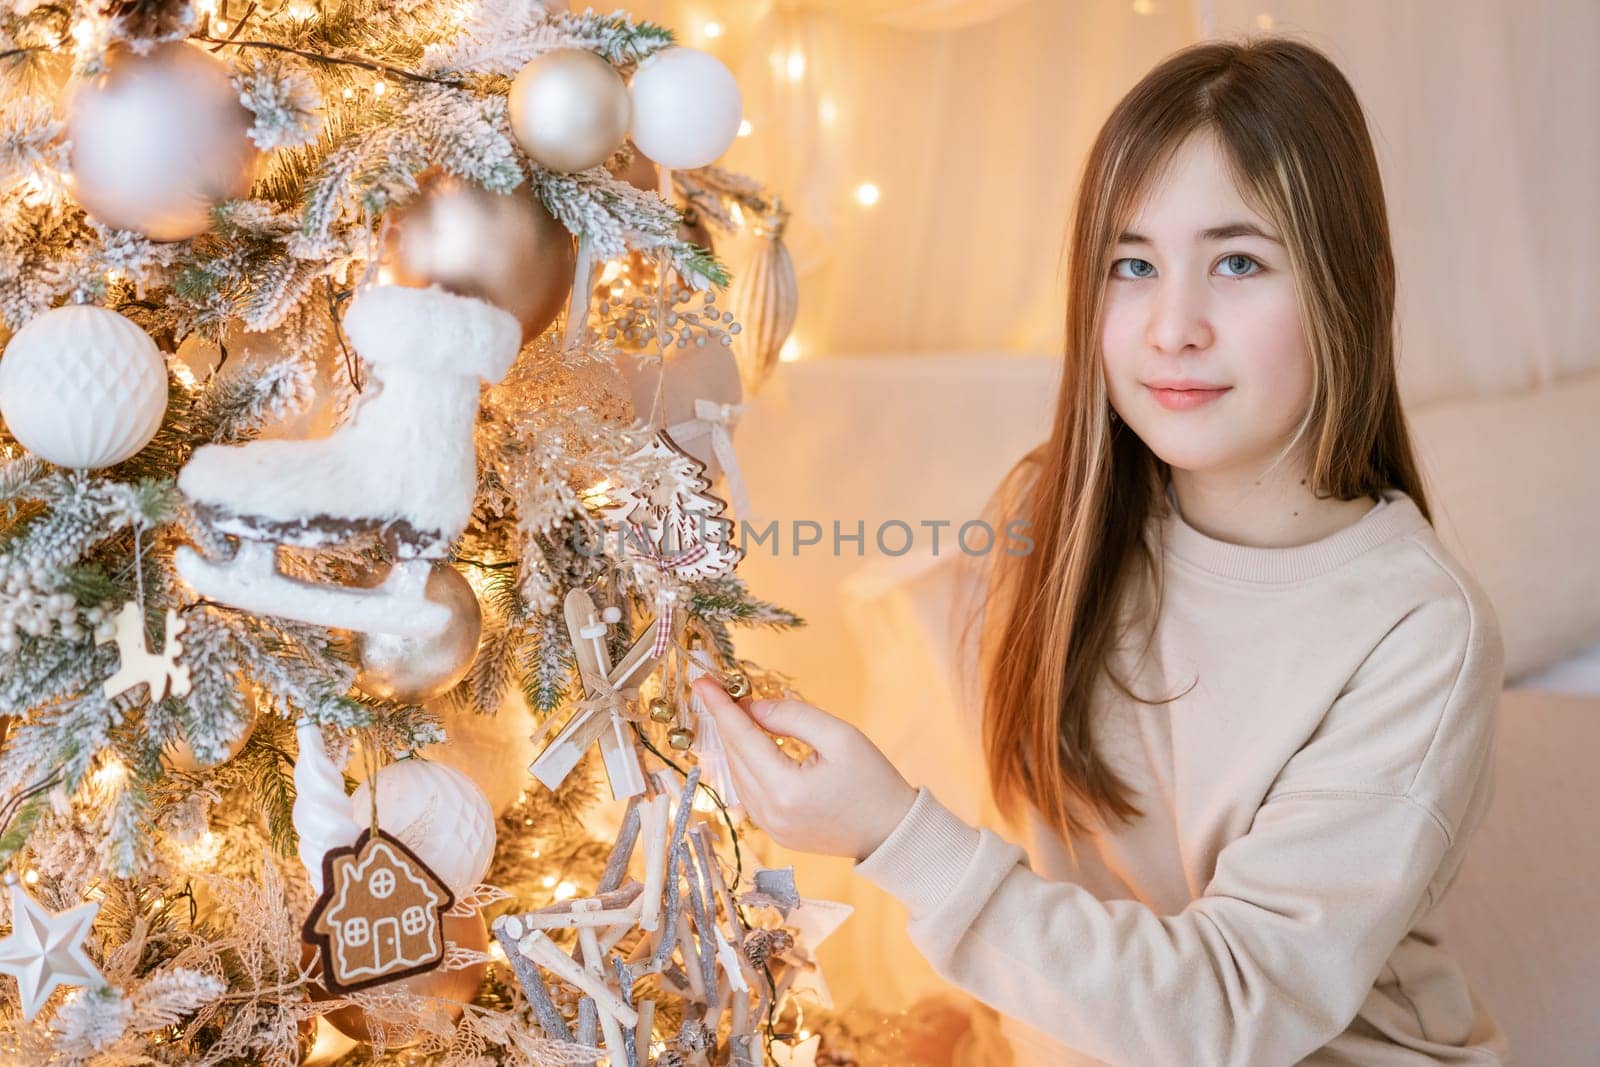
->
<box><xmin>717</xmin><ymin>734</ymin><xmax>774</xmax><ymax>827</ymax></box>
<box><xmin>746</xmin><ymin>698</ymin><xmax>849</xmax><ymax>754</ymax></box>
<box><xmin>722</xmin><ymin>745</ymin><xmax>764</xmax><ymax>817</ymax></box>
<box><xmin>693</xmin><ymin>678</ymin><xmax>793</xmax><ymax>781</ymax></box>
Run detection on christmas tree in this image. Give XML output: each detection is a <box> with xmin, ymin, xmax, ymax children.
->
<box><xmin>0</xmin><ymin>2</ymin><xmax>895</xmax><ymax>1062</ymax></box>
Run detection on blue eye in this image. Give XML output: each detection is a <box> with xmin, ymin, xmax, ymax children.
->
<box><xmin>1110</xmin><ymin>258</ymin><xmax>1156</xmax><ymax>279</ymax></box>
<box><xmin>1216</xmin><ymin>253</ymin><xmax>1262</xmax><ymax>277</ymax></box>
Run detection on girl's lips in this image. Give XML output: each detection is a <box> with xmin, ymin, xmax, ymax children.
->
<box><xmin>1146</xmin><ymin>384</ymin><xmax>1230</xmax><ymax>411</ymax></box>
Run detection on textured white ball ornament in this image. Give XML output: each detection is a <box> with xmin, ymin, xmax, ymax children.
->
<box><xmin>348</xmin><ymin>759</ymin><xmax>496</xmax><ymax>899</ymax></box>
<box><xmin>0</xmin><ymin>305</ymin><xmax>168</xmax><ymax>469</ymax></box>
<box><xmin>65</xmin><ymin>41</ymin><xmax>258</xmax><ymax>241</ymax></box>
<box><xmin>509</xmin><ymin>49</ymin><xmax>632</xmax><ymax>173</ymax></box>
<box><xmin>628</xmin><ymin>47</ymin><xmax>742</xmax><ymax>171</ymax></box>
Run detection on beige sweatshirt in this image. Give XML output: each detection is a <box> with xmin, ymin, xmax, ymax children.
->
<box><xmin>853</xmin><ymin>485</ymin><xmax>1508</xmax><ymax>1066</ymax></box>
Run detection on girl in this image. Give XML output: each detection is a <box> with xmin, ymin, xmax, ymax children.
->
<box><xmin>692</xmin><ymin>35</ymin><xmax>1507</xmax><ymax>1067</ymax></box>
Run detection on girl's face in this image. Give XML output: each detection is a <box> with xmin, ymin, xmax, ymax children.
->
<box><xmin>1100</xmin><ymin>130</ymin><xmax>1310</xmax><ymax>482</ymax></box>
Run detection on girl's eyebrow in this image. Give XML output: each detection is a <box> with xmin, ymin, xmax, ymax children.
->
<box><xmin>1116</xmin><ymin>221</ymin><xmax>1283</xmax><ymax>244</ymax></box>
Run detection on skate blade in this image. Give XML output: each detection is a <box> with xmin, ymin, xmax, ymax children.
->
<box><xmin>175</xmin><ymin>544</ymin><xmax>451</xmax><ymax>638</ymax></box>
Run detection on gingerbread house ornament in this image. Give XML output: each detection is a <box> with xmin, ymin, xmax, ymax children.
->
<box><xmin>303</xmin><ymin>827</ymin><xmax>455</xmax><ymax>994</ymax></box>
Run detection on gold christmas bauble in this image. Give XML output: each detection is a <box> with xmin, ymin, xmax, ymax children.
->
<box><xmin>306</xmin><ymin>911</ymin><xmax>489</xmax><ymax>1046</ymax></box>
<box><xmin>384</xmin><ymin>172</ymin><xmax>576</xmax><ymax>342</ymax></box>
<box><xmin>723</xmin><ymin>670</ymin><xmax>751</xmax><ymax>700</ymax></box>
<box><xmin>163</xmin><ymin>707</ymin><xmax>257</xmax><ymax>773</ymax></box>
<box><xmin>355</xmin><ymin>563</ymin><xmax>483</xmax><ymax>704</ymax></box>
<box><xmin>64</xmin><ymin>41</ymin><xmax>258</xmax><ymax>241</ymax></box>
<box><xmin>648</xmin><ymin>696</ymin><xmax>675</xmax><ymax>723</ymax></box>
<box><xmin>509</xmin><ymin>49</ymin><xmax>632</xmax><ymax>173</ymax></box>
<box><xmin>668</xmin><ymin>726</ymin><xmax>695</xmax><ymax>750</ymax></box>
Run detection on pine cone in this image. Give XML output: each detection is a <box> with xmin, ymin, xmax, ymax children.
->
<box><xmin>743</xmin><ymin>927</ymin><xmax>795</xmax><ymax>969</ymax></box>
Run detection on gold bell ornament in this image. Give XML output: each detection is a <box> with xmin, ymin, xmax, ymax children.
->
<box><xmin>723</xmin><ymin>669</ymin><xmax>752</xmax><ymax>700</ymax></box>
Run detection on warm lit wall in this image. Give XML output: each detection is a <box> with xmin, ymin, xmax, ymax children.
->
<box><xmin>628</xmin><ymin>0</ymin><xmax>1599</xmax><ymax>404</ymax></box>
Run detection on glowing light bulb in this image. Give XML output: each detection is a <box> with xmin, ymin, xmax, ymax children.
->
<box><xmin>703</xmin><ymin>21</ymin><xmax>723</xmax><ymax>39</ymax></box>
<box><xmin>23</xmin><ymin>869</ymin><xmax>38</xmax><ymax>886</ymax></box>
<box><xmin>738</xmin><ymin>119</ymin><xmax>753</xmax><ymax>138</ymax></box>
<box><xmin>779</xmin><ymin>337</ymin><xmax>803</xmax><ymax>363</ymax></box>
<box><xmin>819</xmin><ymin>98</ymin><xmax>838</xmax><ymax>125</ymax></box>
<box><xmin>854</xmin><ymin>182</ymin><xmax>881</xmax><ymax>207</ymax></box>
<box><xmin>373</xmin><ymin>80</ymin><xmax>386</xmax><ymax>97</ymax></box>
<box><xmin>92</xmin><ymin>759</ymin><xmax>127</xmax><ymax>789</ymax></box>
<box><xmin>554</xmin><ymin>880</ymin><xmax>579</xmax><ymax>901</ymax></box>
<box><xmin>785</xmin><ymin>50</ymin><xmax>806</xmax><ymax>83</ymax></box>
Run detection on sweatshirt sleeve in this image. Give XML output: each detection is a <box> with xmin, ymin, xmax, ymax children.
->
<box><xmin>852</xmin><ymin>589</ymin><xmax>1503</xmax><ymax>1067</ymax></box>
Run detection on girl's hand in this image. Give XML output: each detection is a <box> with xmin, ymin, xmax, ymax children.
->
<box><xmin>691</xmin><ymin>677</ymin><xmax>918</xmax><ymax>862</ymax></box>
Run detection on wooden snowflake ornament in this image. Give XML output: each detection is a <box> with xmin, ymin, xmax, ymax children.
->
<box><xmin>604</xmin><ymin>430</ymin><xmax>743</xmax><ymax>581</ymax></box>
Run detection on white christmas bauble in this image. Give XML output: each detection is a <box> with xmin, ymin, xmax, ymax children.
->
<box><xmin>65</xmin><ymin>41</ymin><xmax>258</xmax><ymax>241</ymax></box>
<box><xmin>509</xmin><ymin>49</ymin><xmax>632</xmax><ymax>173</ymax></box>
<box><xmin>348</xmin><ymin>759</ymin><xmax>496</xmax><ymax>899</ymax></box>
<box><xmin>0</xmin><ymin>305</ymin><xmax>168</xmax><ymax>469</ymax></box>
<box><xmin>629</xmin><ymin>47</ymin><xmax>743</xmax><ymax>171</ymax></box>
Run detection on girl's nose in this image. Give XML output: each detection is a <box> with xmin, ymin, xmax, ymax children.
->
<box><xmin>1144</xmin><ymin>276</ymin><xmax>1214</xmax><ymax>355</ymax></box>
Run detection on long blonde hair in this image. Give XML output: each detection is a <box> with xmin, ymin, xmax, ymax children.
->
<box><xmin>972</xmin><ymin>36</ymin><xmax>1433</xmax><ymax>849</ymax></box>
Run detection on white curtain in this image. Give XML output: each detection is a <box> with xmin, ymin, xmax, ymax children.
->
<box><xmin>629</xmin><ymin>0</ymin><xmax>1597</xmax><ymax>403</ymax></box>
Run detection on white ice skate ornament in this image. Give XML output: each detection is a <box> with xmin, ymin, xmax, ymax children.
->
<box><xmin>98</xmin><ymin>602</ymin><xmax>192</xmax><ymax>702</ymax></box>
<box><xmin>529</xmin><ymin>588</ymin><xmax>682</xmax><ymax>800</ymax></box>
<box><xmin>174</xmin><ymin>285</ymin><xmax>521</xmax><ymax>638</ymax></box>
